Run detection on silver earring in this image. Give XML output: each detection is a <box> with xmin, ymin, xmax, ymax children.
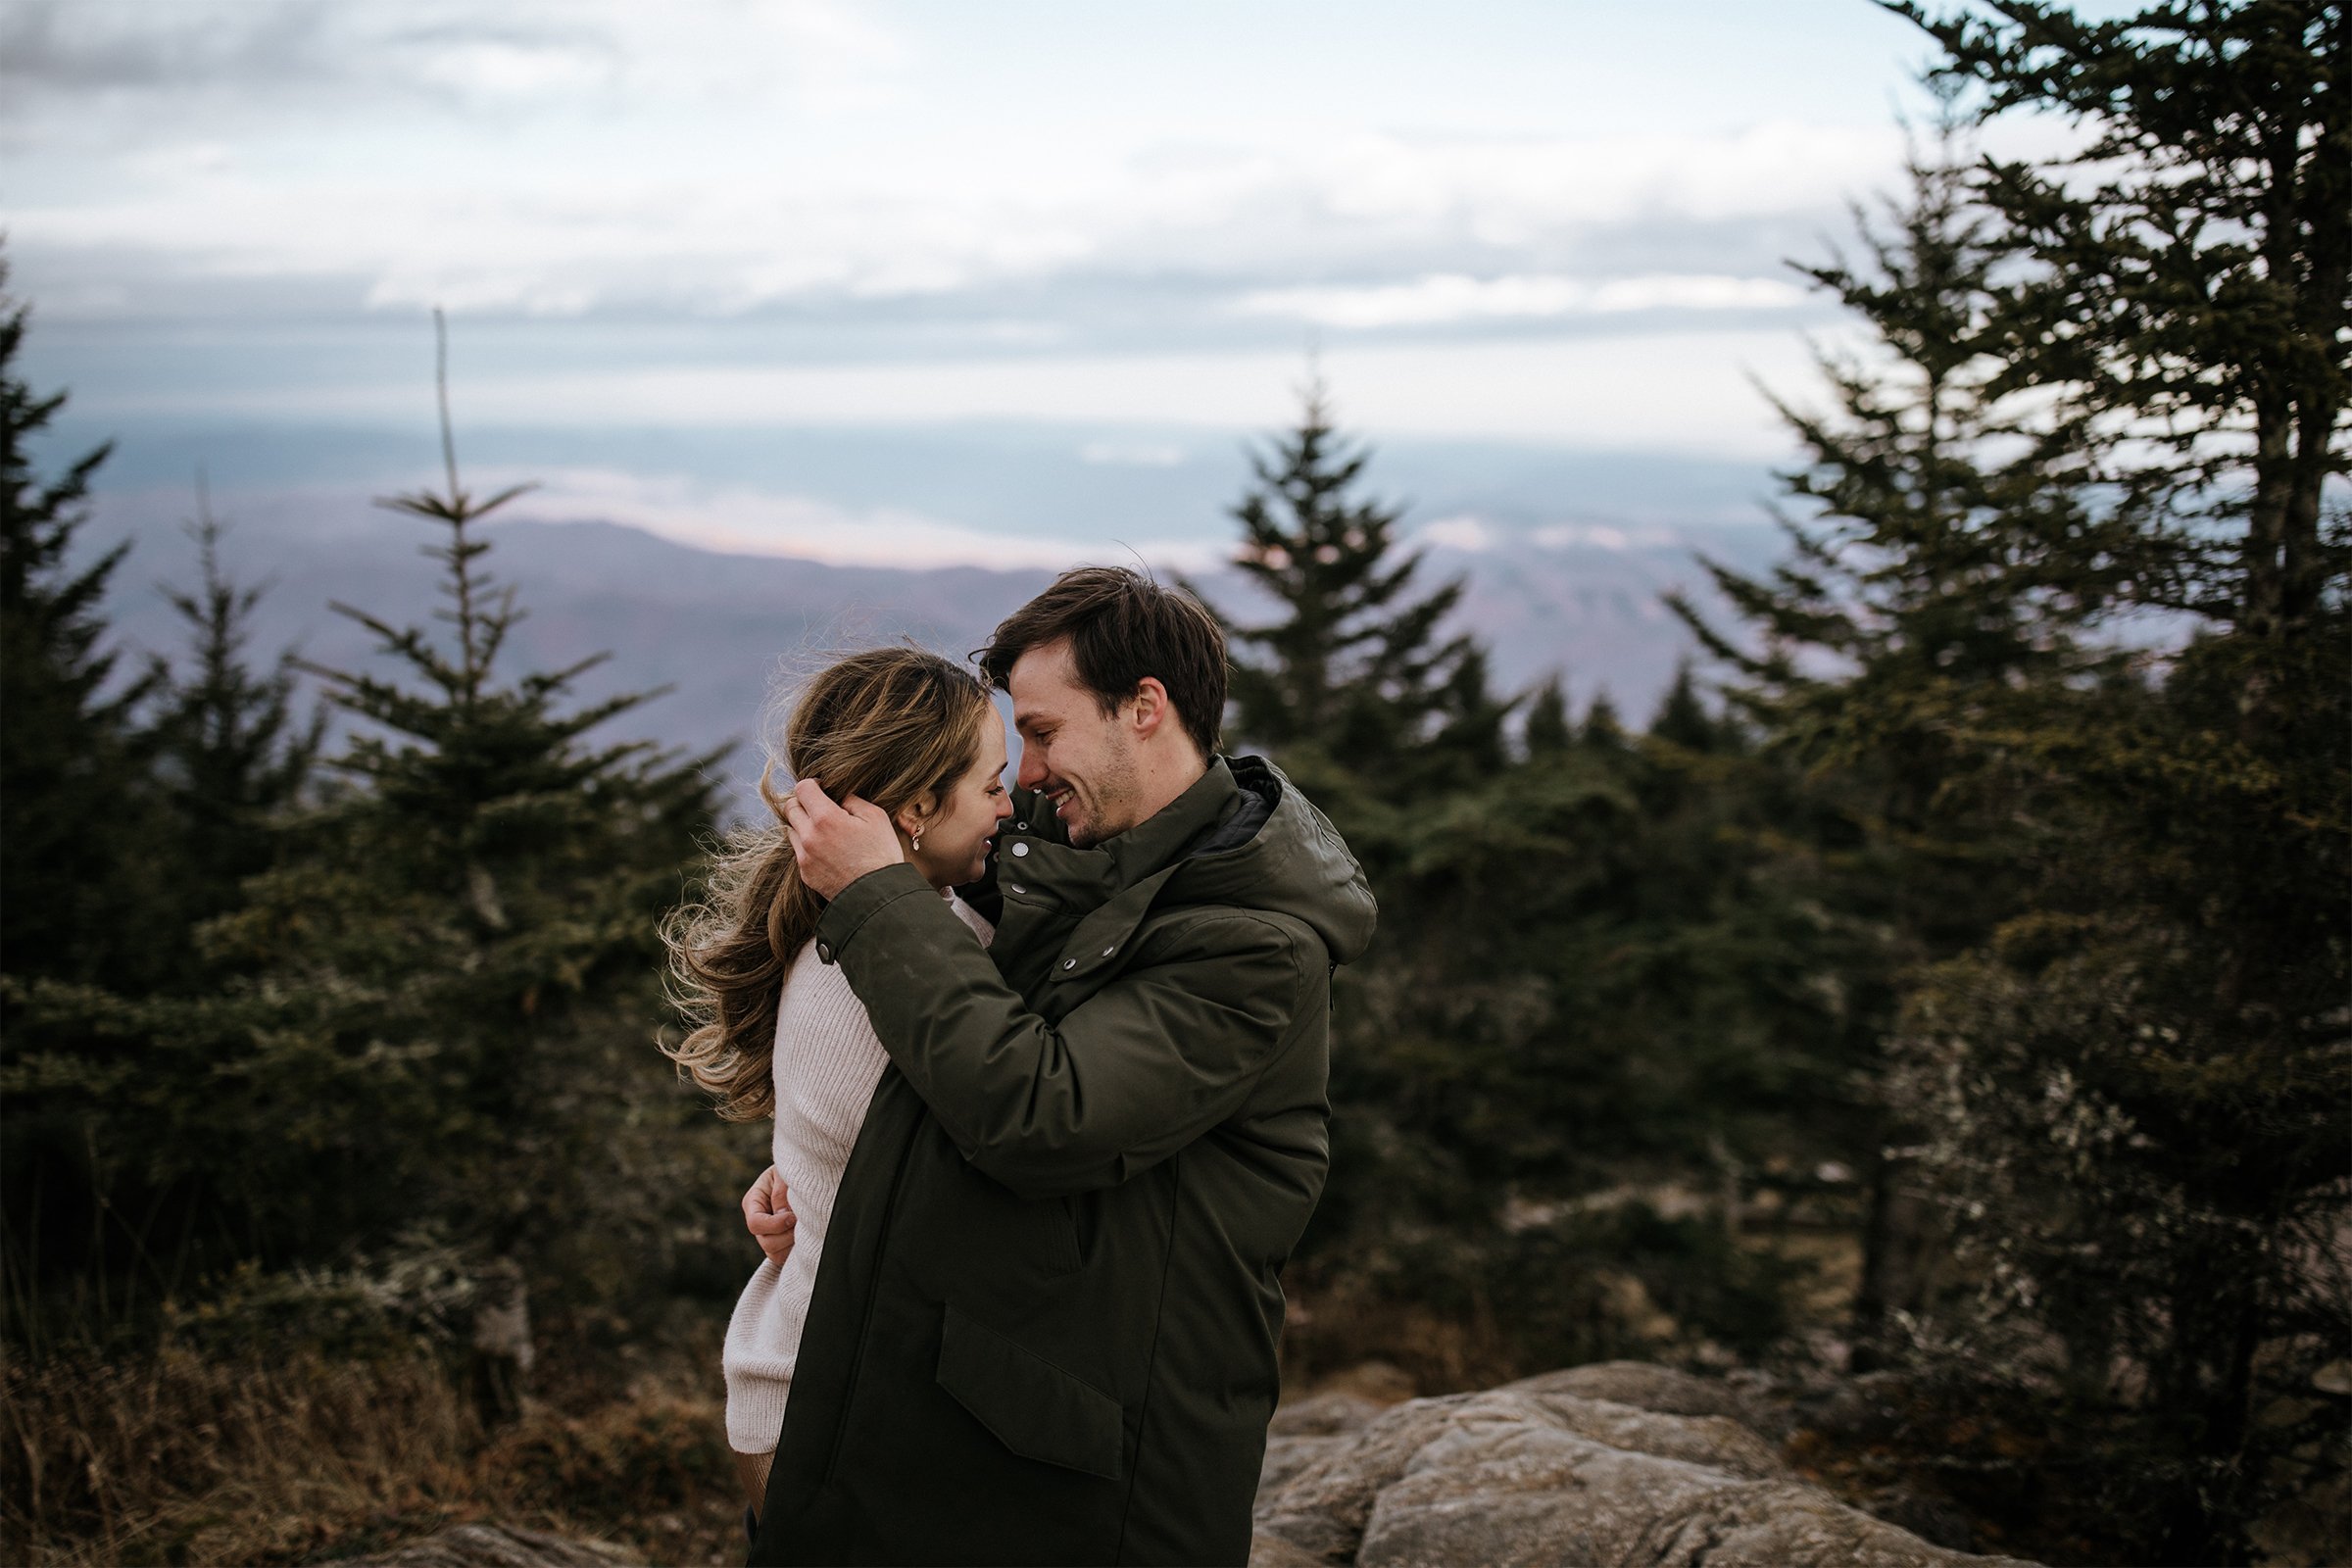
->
<box><xmin>911</xmin><ymin>833</ymin><xmax>922</xmax><ymax>852</ymax></box>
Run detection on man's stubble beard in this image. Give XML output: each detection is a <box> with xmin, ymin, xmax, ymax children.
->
<box><xmin>1063</xmin><ymin>741</ymin><xmax>1143</xmax><ymax>851</ymax></box>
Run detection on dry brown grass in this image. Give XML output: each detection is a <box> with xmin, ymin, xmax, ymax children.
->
<box><xmin>1</xmin><ymin>1345</ymin><xmax>749</xmax><ymax>1567</ymax></box>
<box><xmin>1278</xmin><ymin>1279</ymin><xmax>1525</xmax><ymax>1397</ymax></box>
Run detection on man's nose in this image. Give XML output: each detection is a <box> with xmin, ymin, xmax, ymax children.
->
<box><xmin>1016</xmin><ymin>751</ymin><xmax>1046</xmax><ymax>791</ymax></box>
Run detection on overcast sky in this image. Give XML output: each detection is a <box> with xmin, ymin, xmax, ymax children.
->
<box><xmin>4</xmin><ymin>0</ymin><xmax>2022</xmax><ymax>564</ymax></box>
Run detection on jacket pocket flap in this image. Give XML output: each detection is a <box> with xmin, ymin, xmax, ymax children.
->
<box><xmin>935</xmin><ymin>1303</ymin><xmax>1124</xmax><ymax>1480</ymax></box>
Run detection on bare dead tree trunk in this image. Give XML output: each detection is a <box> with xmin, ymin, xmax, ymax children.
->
<box><xmin>467</xmin><ymin>1256</ymin><xmax>533</xmax><ymax>1427</ymax></box>
<box><xmin>1849</xmin><ymin>1147</ymin><xmax>1936</xmax><ymax>1374</ymax></box>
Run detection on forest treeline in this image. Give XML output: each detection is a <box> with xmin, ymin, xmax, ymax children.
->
<box><xmin>2</xmin><ymin>5</ymin><xmax>2345</xmax><ymax>1566</ymax></box>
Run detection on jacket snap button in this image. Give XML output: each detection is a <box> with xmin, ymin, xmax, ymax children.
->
<box><xmin>815</xmin><ymin>942</ymin><xmax>834</xmax><ymax>963</ymax></box>
<box><xmin>1102</xmin><ymin>946</ymin><xmax>1114</xmax><ymax>956</ymax></box>
<box><xmin>1011</xmin><ymin>843</ymin><xmax>1029</xmax><ymax>858</ymax></box>
<box><xmin>1009</xmin><ymin>883</ymin><xmax>1027</xmax><ymax>894</ymax></box>
<box><xmin>1015</xmin><ymin>821</ymin><xmax>1027</xmax><ymax>830</ymax></box>
<box><xmin>1062</xmin><ymin>957</ymin><xmax>1077</xmax><ymax>969</ymax></box>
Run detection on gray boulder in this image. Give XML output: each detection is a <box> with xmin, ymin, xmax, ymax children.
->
<box><xmin>1263</xmin><ymin>1390</ymin><xmax>1396</xmax><ymax>1494</ymax></box>
<box><xmin>1256</xmin><ymin>1369</ymin><xmax>2038</xmax><ymax>1568</ymax></box>
<box><xmin>1272</xmin><ymin>1390</ymin><xmax>1392</xmax><ymax>1436</ymax></box>
<box><xmin>1250</xmin><ymin>1530</ymin><xmax>1334</xmax><ymax>1567</ymax></box>
<box><xmin>1502</xmin><ymin>1359</ymin><xmax>1771</xmax><ymax>1430</ymax></box>
<box><xmin>1263</xmin><ymin>1433</ymin><xmax>1357</xmax><ymax>1496</ymax></box>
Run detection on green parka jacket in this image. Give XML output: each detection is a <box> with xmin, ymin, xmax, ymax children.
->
<box><xmin>748</xmin><ymin>755</ymin><xmax>1375</xmax><ymax>1567</ymax></box>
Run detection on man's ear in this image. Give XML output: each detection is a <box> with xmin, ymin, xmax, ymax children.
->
<box><xmin>1129</xmin><ymin>677</ymin><xmax>1171</xmax><ymax>738</ymax></box>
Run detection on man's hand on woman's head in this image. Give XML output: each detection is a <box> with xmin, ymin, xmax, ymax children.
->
<box><xmin>743</xmin><ymin>1165</ymin><xmax>797</xmax><ymax>1267</ymax></box>
<box><xmin>780</xmin><ymin>778</ymin><xmax>905</xmax><ymax>899</ymax></box>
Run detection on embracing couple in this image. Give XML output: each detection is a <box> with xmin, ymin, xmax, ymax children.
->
<box><xmin>663</xmin><ymin>567</ymin><xmax>1377</xmax><ymax>1566</ymax></box>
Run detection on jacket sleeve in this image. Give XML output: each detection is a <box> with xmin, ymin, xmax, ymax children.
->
<box><xmin>813</xmin><ymin>863</ymin><xmax>1309</xmax><ymax>1200</ymax></box>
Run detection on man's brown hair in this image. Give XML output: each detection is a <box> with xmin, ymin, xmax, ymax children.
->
<box><xmin>978</xmin><ymin>566</ymin><xmax>1227</xmax><ymax>758</ymax></box>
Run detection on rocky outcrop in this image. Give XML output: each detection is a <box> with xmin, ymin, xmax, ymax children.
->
<box><xmin>343</xmin><ymin>1361</ymin><xmax>2033</xmax><ymax>1568</ymax></box>
<box><xmin>1251</xmin><ymin>1361</ymin><xmax>2038</xmax><ymax>1568</ymax></box>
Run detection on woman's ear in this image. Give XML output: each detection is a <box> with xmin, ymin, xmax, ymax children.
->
<box><xmin>897</xmin><ymin>792</ymin><xmax>937</xmax><ymax>839</ymax></box>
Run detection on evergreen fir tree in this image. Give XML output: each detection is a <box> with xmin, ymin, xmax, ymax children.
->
<box><xmin>1667</xmin><ymin>115</ymin><xmax>2099</xmax><ymax>1372</ymax></box>
<box><xmin>1</xmin><ymin>480</ymin><xmax>326</xmax><ymax>1331</ymax></box>
<box><xmin>1577</xmin><ymin>691</ymin><xmax>1626</xmax><ymax>750</ymax></box>
<box><xmin>0</xmin><ymin>259</ymin><xmax>158</xmax><ymax>987</ymax></box>
<box><xmin>180</xmin><ymin>317</ymin><xmax>735</xmax><ymax>1335</ymax></box>
<box><xmin>1522</xmin><ymin>675</ymin><xmax>1573</xmax><ymax>757</ymax></box>
<box><xmin>143</xmin><ymin>482</ymin><xmax>323</xmax><ymax>974</ymax></box>
<box><xmin>1676</xmin><ymin>12</ymin><xmax>2348</xmax><ymax>1553</ymax></box>
<box><xmin>1644</xmin><ymin>663</ymin><xmax>1722</xmax><ymax>755</ymax></box>
<box><xmin>1200</xmin><ymin>370</ymin><xmax>1870</xmax><ymax>1377</ymax></box>
<box><xmin>1899</xmin><ymin>0</ymin><xmax>2347</xmax><ymax>650</ymax></box>
<box><xmin>5</xmin><ymin>317</ymin><xmax>747</xmax><ymax>1359</ymax></box>
<box><xmin>1220</xmin><ymin>376</ymin><xmax>1502</xmax><ymax>783</ymax></box>
<box><xmin>1672</xmin><ymin>111</ymin><xmax>2110</xmax><ymax>765</ymax></box>
<box><xmin>0</xmin><ymin>259</ymin><xmax>160</xmax><ymax>1324</ymax></box>
<box><xmin>1864</xmin><ymin>7</ymin><xmax>2352</xmax><ymax>1555</ymax></box>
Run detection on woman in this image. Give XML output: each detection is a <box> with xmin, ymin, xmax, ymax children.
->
<box><xmin>662</xmin><ymin>647</ymin><xmax>1012</xmax><ymax>1526</ymax></box>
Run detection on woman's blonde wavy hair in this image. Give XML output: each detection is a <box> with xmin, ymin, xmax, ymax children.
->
<box><xmin>662</xmin><ymin>646</ymin><xmax>995</xmax><ymax>1120</ymax></box>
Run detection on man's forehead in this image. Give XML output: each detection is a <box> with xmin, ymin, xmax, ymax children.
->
<box><xmin>1007</xmin><ymin>639</ymin><xmax>1082</xmax><ymax>725</ymax></box>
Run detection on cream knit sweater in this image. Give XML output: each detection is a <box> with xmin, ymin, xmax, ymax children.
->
<box><xmin>722</xmin><ymin>888</ymin><xmax>992</xmax><ymax>1455</ymax></box>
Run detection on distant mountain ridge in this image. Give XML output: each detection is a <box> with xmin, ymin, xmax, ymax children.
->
<box><xmin>89</xmin><ymin>499</ymin><xmax>1776</xmax><ymax>809</ymax></box>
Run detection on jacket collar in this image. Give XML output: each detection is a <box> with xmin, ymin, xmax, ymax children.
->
<box><xmin>1097</xmin><ymin>756</ymin><xmax>1240</xmax><ymax>894</ymax></box>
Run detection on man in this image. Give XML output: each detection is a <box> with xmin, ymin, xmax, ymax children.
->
<box><xmin>750</xmin><ymin>566</ymin><xmax>1375</xmax><ymax>1566</ymax></box>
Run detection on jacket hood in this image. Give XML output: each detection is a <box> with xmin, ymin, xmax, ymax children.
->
<box><xmin>1169</xmin><ymin>754</ymin><xmax>1377</xmax><ymax>966</ymax></box>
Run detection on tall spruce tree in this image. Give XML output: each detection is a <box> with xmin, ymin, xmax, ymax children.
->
<box><xmin>5</xmin><ymin>318</ymin><xmax>746</xmax><ymax>1361</ymax></box>
<box><xmin>1896</xmin><ymin>0</ymin><xmax>2348</xmax><ymax>648</ymax></box>
<box><xmin>1644</xmin><ymin>663</ymin><xmax>1725</xmax><ymax>756</ymax></box>
<box><xmin>1220</xmin><ymin>377</ymin><xmax>1505</xmax><ymax>786</ymax></box>
<box><xmin>0</xmin><ymin>261</ymin><xmax>163</xmax><ymax>1327</ymax></box>
<box><xmin>1213</xmin><ymin>391</ymin><xmax>1874</xmax><ymax>1376</ymax></box>
<box><xmin>142</xmin><ymin>485</ymin><xmax>323</xmax><ymax>978</ymax></box>
<box><xmin>0</xmin><ymin>262</ymin><xmax>158</xmax><ymax>989</ymax></box>
<box><xmin>1576</xmin><ymin>691</ymin><xmax>1626</xmax><ymax>750</ymax></box>
<box><xmin>1679</xmin><ymin>9</ymin><xmax>2348</xmax><ymax>1555</ymax></box>
<box><xmin>1670</xmin><ymin>117</ymin><xmax>2099</xmax><ymax>1370</ymax></box>
<box><xmin>2</xmin><ymin>492</ymin><xmax>324</xmax><ymax>1326</ymax></box>
<box><xmin>160</xmin><ymin>318</ymin><xmax>738</xmax><ymax>1341</ymax></box>
<box><xmin>1869</xmin><ymin>6</ymin><xmax>2351</xmax><ymax>1557</ymax></box>
<box><xmin>1522</xmin><ymin>675</ymin><xmax>1574</xmax><ymax>757</ymax></box>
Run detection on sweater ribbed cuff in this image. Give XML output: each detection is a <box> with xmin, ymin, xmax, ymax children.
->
<box><xmin>726</xmin><ymin>1370</ymin><xmax>792</xmax><ymax>1456</ymax></box>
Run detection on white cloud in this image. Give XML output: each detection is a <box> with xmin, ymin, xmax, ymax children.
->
<box><xmin>410</xmin><ymin>36</ymin><xmax>617</xmax><ymax>101</ymax></box>
<box><xmin>1532</xmin><ymin>522</ymin><xmax>1640</xmax><ymax>551</ymax></box>
<box><xmin>2</xmin><ymin>0</ymin><xmax>902</xmax><ymax>118</ymax></box>
<box><xmin>119</xmin><ymin>328</ymin><xmax>1836</xmax><ymax>456</ymax></box>
<box><xmin>1079</xmin><ymin>441</ymin><xmax>1188</xmax><ymax>467</ymax></box>
<box><xmin>1237</xmin><ymin>272</ymin><xmax>1806</xmax><ymax>328</ymax></box>
<box><xmin>496</xmin><ymin>466</ymin><xmax>1222</xmax><ymax>571</ymax></box>
<box><xmin>1419</xmin><ymin>515</ymin><xmax>1494</xmax><ymax>551</ymax></box>
<box><xmin>1308</xmin><ymin>121</ymin><xmax>1894</xmax><ymax>231</ymax></box>
<box><xmin>13</xmin><ymin>100</ymin><xmax>1889</xmax><ymax>325</ymax></box>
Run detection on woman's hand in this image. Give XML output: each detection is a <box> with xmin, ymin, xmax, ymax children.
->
<box><xmin>742</xmin><ymin>1165</ymin><xmax>797</xmax><ymax>1267</ymax></box>
<box><xmin>780</xmin><ymin>779</ymin><xmax>903</xmax><ymax>898</ymax></box>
